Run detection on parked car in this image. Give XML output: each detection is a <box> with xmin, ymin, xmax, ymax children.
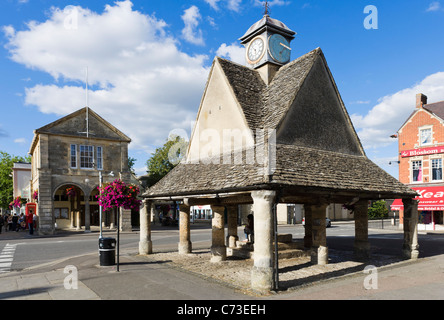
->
<box><xmin>302</xmin><ymin>217</ymin><xmax>332</xmax><ymax>228</ymax></box>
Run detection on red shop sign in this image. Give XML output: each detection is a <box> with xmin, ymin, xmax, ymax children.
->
<box><xmin>401</xmin><ymin>146</ymin><xmax>444</xmax><ymax>158</ymax></box>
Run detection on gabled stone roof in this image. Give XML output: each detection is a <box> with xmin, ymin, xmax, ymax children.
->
<box><xmin>145</xmin><ymin>143</ymin><xmax>416</xmax><ymax>198</ymax></box>
<box><xmin>29</xmin><ymin>107</ymin><xmax>131</xmax><ymax>154</ymax></box>
<box><xmin>216</xmin><ymin>48</ymin><xmax>321</xmax><ymax>132</ymax></box>
<box><xmin>216</xmin><ymin>58</ymin><xmax>266</xmax><ymax>130</ymax></box>
<box><xmin>144</xmin><ymin>48</ymin><xmax>416</xmax><ymax>200</ymax></box>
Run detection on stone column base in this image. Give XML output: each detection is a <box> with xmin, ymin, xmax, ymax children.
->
<box><xmin>139</xmin><ymin>240</ymin><xmax>152</xmax><ymax>255</ymax></box>
<box><xmin>403</xmin><ymin>245</ymin><xmax>419</xmax><ymax>260</ymax></box>
<box><xmin>251</xmin><ymin>266</ymin><xmax>273</xmax><ymax>293</ymax></box>
<box><xmin>311</xmin><ymin>245</ymin><xmax>328</xmax><ymax>265</ymax></box>
<box><xmin>227</xmin><ymin>235</ymin><xmax>239</xmax><ymax>248</ymax></box>
<box><xmin>354</xmin><ymin>240</ymin><xmax>370</xmax><ymax>260</ymax></box>
<box><xmin>210</xmin><ymin>245</ymin><xmax>226</xmax><ymax>263</ymax></box>
<box><xmin>179</xmin><ymin>241</ymin><xmax>192</xmax><ymax>255</ymax></box>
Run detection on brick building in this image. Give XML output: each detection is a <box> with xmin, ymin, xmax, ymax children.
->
<box><xmin>391</xmin><ymin>93</ymin><xmax>444</xmax><ymax>230</ymax></box>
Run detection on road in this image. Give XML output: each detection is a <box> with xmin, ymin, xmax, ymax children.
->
<box><xmin>2</xmin><ymin>222</ymin><xmax>444</xmax><ymax>273</ymax></box>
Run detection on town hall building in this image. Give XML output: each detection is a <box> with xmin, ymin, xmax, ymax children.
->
<box><xmin>29</xmin><ymin>107</ymin><xmax>134</xmax><ymax>235</ymax></box>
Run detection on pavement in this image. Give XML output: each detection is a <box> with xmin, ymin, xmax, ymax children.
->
<box><xmin>1</xmin><ymin>225</ymin><xmax>444</xmax><ymax>303</ymax></box>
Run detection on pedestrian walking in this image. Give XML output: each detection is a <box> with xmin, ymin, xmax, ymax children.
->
<box><xmin>244</xmin><ymin>214</ymin><xmax>254</xmax><ymax>243</ymax></box>
<box><xmin>12</xmin><ymin>214</ymin><xmax>18</xmax><ymax>232</ymax></box>
<box><xmin>26</xmin><ymin>210</ymin><xmax>34</xmax><ymax>235</ymax></box>
<box><xmin>0</xmin><ymin>214</ymin><xmax>3</xmax><ymax>234</ymax></box>
<box><xmin>7</xmin><ymin>214</ymin><xmax>12</xmax><ymax>231</ymax></box>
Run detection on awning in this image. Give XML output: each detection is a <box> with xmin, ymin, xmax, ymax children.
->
<box><xmin>391</xmin><ymin>186</ymin><xmax>444</xmax><ymax>211</ymax></box>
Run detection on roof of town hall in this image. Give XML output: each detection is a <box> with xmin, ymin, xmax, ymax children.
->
<box><xmin>29</xmin><ymin>107</ymin><xmax>131</xmax><ymax>154</ymax></box>
<box><xmin>144</xmin><ymin>48</ymin><xmax>417</xmax><ymax>200</ymax></box>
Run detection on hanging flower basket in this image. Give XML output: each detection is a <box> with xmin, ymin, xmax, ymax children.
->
<box><xmin>66</xmin><ymin>186</ymin><xmax>77</xmax><ymax>198</ymax></box>
<box><xmin>9</xmin><ymin>196</ymin><xmax>25</xmax><ymax>209</ymax></box>
<box><xmin>33</xmin><ymin>190</ymin><xmax>39</xmax><ymax>202</ymax></box>
<box><xmin>96</xmin><ymin>179</ymin><xmax>141</xmax><ymax>211</ymax></box>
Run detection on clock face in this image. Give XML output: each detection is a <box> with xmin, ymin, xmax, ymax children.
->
<box><xmin>268</xmin><ymin>34</ymin><xmax>291</xmax><ymax>64</ymax></box>
<box><xmin>247</xmin><ymin>37</ymin><xmax>265</xmax><ymax>64</ymax></box>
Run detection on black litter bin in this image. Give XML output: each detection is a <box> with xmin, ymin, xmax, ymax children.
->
<box><xmin>99</xmin><ymin>237</ymin><xmax>116</xmax><ymax>266</ymax></box>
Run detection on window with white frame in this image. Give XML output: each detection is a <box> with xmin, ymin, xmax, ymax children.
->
<box><xmin>420</xmin><ymin>127</ymin><xmax>432</xmax><ymax>146</ymax></box>
<box><xmin>70</xmin><ymin>144</ymin><xmax>104</xmax><ymax>169</ymax></box>
<box><xmin>412</xmin><ymin>160</ymin><xmax>422</xmax><ymax>182</ymax></box>
<box><xmin>97</xmin><ymin>146</ymin><xmax>103</xmax><ymax>170</ymax></box>
<box><xmin>80</xmin><ymin>145</ymin><xmax>94</xmax><ymax>169</ymax></box>
<box><xmin>432</xmin><ymin>158</ymin><xmax>443</xmax><ymax>181</ymax></box>
<box><xmin>70</xmin><ymin>144</ymin><xmax>77</xmax><ymax>168</ymax></box>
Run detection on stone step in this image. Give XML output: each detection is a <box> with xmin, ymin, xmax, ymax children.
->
<box><xmin>277</xmin><ymin>248</ymin><xmax>310</xmax><ymax>260</ymax></box>
<box><xmin>228</xmin><ymin>240</ymin><xmax>309</xmax><ymax>260</ymax></box>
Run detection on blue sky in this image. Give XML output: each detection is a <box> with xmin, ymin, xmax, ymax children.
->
<box><xmin>1</xmin><ymin>0</ymin><xmax>444</xmax><ymax>178</ymax></box>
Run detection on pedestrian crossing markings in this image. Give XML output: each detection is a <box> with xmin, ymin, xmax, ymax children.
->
<box><xmin>0</xmin><ymin>244</ymin><xmax>17</xmax><ymax>273</ymax></box>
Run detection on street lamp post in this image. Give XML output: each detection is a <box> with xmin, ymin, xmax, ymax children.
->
<box><xmin>98</xmin><ymin>170</ymin><xmax>114</xmax><ymax>239</ymax></box>
<box><xmin>99</xmin><ymin>171</ymin><xmax>103</xmax><ymax>239</ymax></box>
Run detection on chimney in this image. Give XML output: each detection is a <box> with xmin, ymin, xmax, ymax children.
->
<box><xmin>416</xmin><ymin>93</ymin><xmax>427</xmax><ymax>109</ymax></box>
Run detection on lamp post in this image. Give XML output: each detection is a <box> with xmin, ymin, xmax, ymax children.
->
<box><xmin>99</xmin><ymin>170</ymin><xmax>114</xmax><ymax>238</ymax></box>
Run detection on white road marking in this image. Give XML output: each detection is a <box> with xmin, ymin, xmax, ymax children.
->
<box><xmin>0</xmin><ymin>244</ymin><xmax>17</xmax><ymax>273</ymax></box>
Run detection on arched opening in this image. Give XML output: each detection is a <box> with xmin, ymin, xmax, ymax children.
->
<box><xmin>52</xmin><ymin>183</ymin><xmax>102</xmax><ymax>230</ymax></box>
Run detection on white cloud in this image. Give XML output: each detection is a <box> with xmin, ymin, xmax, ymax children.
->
<box><xmin>426</xmin><ymin>1</ymin><xmax>442</xmax><ymax>12</ymax></box>
<box><xmin>0</xmin><ymin>125</ymin><xmax>9</xmax><ymax>138</ymax></box>
<box><xmin>350</xmin><ymin>100</ymin><xmax>371</xmax><ymax>105</ymax></box>
<box><xmin>181</xmin><ymin>6</ymin><xmax>204</xmax><ymax>46</ymax></box>
<box><xmin>351</xmin><ymin>71</ymin><xmax>444</xmax><ymax>149</ymax></box>
<box><xmin>3</xmin><ymin>0</ymin><xmax>209</xmax><ymax>153</ymax></box>
<box><xmin>205</xmin><ymin>0</ymin><xmax>221</xmax><ymax>11</ymax></box>
<box><xmin>14</xmin><ymin>138</ymin><xmax>27</xmax><ymax>144</ymax></box>
<box><xmin>227</xmin><ymin>0</ymin><xmax>243</xmax><ymax>12</ymax></box>
<box><xmin>216</xmin><ymin>43</ymin><xmax>245</xmax><ymax>65</ymax></box>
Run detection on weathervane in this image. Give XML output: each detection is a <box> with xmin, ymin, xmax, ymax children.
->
<box><xmin>263</xmin><ymin>1</ymin><xmax>270</xmax><ymax>16</ymax></box>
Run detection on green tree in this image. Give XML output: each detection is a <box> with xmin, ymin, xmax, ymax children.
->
<box><xmin>128</xmin><ymin>156</ymin><xmax>137</xmax><ymax>174</ymax></box>
<box><xmin>367</xmin><ymin>200</ymin><xmax>389</xmax><ymax>219</ymax></box>
<box><xmin>0</xmin><ymin>151</ymin><xmax>30</xmax><ymax>209</ymax></box>
<box><xmin>145</xmin><ymin>136</ymin><xmax>188</xmax><ymax>188</ymax></box>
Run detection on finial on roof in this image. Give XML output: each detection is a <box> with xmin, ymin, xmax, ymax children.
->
<box><xmin>263</xmin><ymin>1</ymin><xmax>270</xmax><ymax>16</ymax></box>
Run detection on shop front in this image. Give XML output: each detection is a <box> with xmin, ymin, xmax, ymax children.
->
<box><xmin>391</xmin><ymin>186</ymin><xmax>444</xmax><ymax>230</ymax></box>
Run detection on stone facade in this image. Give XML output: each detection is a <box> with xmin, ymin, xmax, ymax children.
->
<box><xmin>29</xmin><ymin>107</ymin><xmax>133</xmax><ymax>235</ymax></box>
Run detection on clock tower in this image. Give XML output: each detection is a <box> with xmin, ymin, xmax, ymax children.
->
<box><xmin>239</xmin><ymin>11</ymin><xmax>296</xmax><ymax>84</ymax></box>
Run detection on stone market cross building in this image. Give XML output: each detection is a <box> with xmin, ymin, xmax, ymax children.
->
<box><xmin>140</xmin><ymin>14</ymin><xmax>419</xmax><ymax>293</ymax></box>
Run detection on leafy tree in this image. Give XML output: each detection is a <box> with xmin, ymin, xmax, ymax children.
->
<box><xmin>145</xmin><ymin>135</ymin><xmax>188</xmax><ymax>187</ymax></box>
<box><xmin>367</xmin><ymin>200</ymin><xmax>389</xmax><ymax>219</ymax></box>
<box><xmin>0</xmin><ymin>151</ymin><xmax>30</xmax><ymax>209</ymax></box>
<box><xmin>128</xmin><ymin>156</ymin><xmax>137</xmax><ymax>174</ymax></box>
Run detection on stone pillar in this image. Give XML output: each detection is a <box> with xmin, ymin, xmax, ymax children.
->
<box><xmin>226</xmin><ymin>205</ymin><xmax>239</xmax><ymax>248</ymax></box>
<box><xmin>84</xmin><ymin>197</ymin><xmax>91</xmax><ymax>232</ymax></box>
<box><xmin>250</xmin><ymin>190</ymin><xmax>276</xmax><ymax>293</ymax></box>
<box><xmin>139</xmin><ymin>200</ymin><xmax>152</xmax><ymax>255</ymax></box>
<box><xmin>76</xmin><ymin>210</ymin><xmax>81</xmax><ymax>230</ymax></box>
<box><xmin>402</xmin><ymin>198</ymin><xmax>419</xmax><ymax>260</ymax></box>
<box><xmin>37</xmin><ymin>179</ymin><xmax>55</xmax><ymax>235</ymax></box>
<box><xmin>303</xmin><ymin>204</ymin><xmax>313</xmax><ymax>248</ymax></box>
<box><xmin>210</xmin><ymin>205</ymin><xmax>226</xmax><ymax>262</ymax></box>
<box><xmin>354</xmin><ymin>200</ymin><xmax>370</xmax><ymax>259</ymax></box>
<box><xmin>120</xmin><ymin>208</ymin><xmax>132</xmax><ymax>231</ymax></box>
<box><xmin>178</xmin><ymin>203</ymin><xmax>192</xmax><ymax>254</ymax></box>
<box><xmin>70</xmin><ymin>198</ymin><xmax>75</xmax><ymax>228</ymax></box>
<box><xmin>311</xmin><ymin>204</ymin><xmax>328</xmax><ymax>265</ymax></box>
